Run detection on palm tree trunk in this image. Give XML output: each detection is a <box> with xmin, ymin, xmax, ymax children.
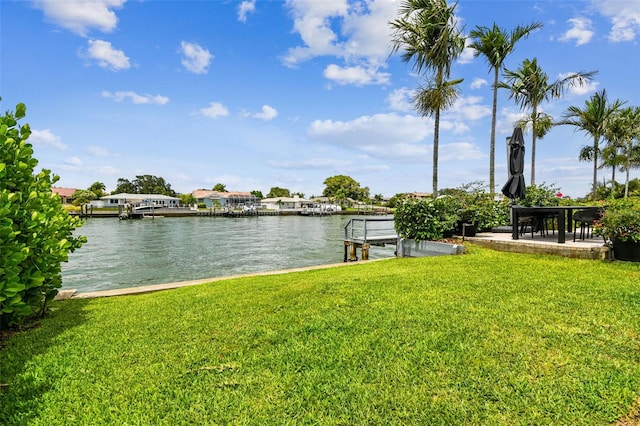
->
<box><xmin>625</xmin><ymin>158</ymin><xmax>630</xmax><ymax>198</ymax></box>
<box><xmin>530</xmin><ymin>107</ymin><xmax>537</xmax><ymax>185</ymax></box>
<box><xmin>592</xmin><ymin>135</ymin><xmax>598</xmax><ymax>199</ymax></box>
<box><xmin>433</xmin><ymin>107</ymin><xmax>440</xmax><ymax>198</ymax></box>
<box><xmin>490</xmin><ymin>68</ymin><xmax>498</xmax><ymax>195</ymax></box>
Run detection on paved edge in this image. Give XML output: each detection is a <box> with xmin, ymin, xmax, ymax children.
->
<box><xmin>62</xmin><ymin>257</ymin><xmax>394</xmax><ymax>300</ymax></box>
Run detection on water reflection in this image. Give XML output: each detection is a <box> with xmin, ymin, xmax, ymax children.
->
<box><xmin>62</xmin><ymin>215</ymin><xmax>395</xmax><ymax>293</ymax></box>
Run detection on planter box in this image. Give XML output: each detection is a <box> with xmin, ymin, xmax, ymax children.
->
<box><xmin>612</xmin><ymin>239</ymin><xmax>640</xmax><ymax>262</ymax></box>
<box><xmin>397</xmin><ymin>239</ymin><xmax>465</xmax><ymax>258</ymax></box>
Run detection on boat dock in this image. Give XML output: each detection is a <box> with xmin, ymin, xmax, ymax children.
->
<box><xmin>343</xmin><ymin>217</ymin><xmax>397</xmax><ymax>261</ymax></box>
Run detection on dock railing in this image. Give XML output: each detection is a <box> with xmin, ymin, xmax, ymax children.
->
<box><xmin>343</xmin><ymin>217</ymin><xmax>397</xmax><ymax>261</ymax></box>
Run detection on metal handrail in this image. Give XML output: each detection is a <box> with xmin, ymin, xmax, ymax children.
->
<box><xmin>344</xmin><ymin>217</ymin><xmax>396</xmax><ymax>243</ymax></box>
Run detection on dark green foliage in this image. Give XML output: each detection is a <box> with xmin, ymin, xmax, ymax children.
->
<box><xmin>322</xmin><ymin>175</ymin><xmax>370</xmax><ymax>201</ymax></box>
<box><xmin>394</xmin><ymin>196</ymin><xmax>460</xmax><ymax>241</ymax></box>
<box><xmin>519</xmin><ymin>182</ymin><xmax>561</xmax><ymax>206</ymax></box>
<box><xmin>267</xmin><ymin>186</ymin><xmax>291</xmax><ymax>198</ymax></box>
<box><xmin>0</xmin><ymin>103</ymin><xmax>85</xmax><ymax>329</ymax></box>
<box><xmin>114</xmin><ymin>175</ymin><xmax>176</xmax><ymax>196</ymax></box>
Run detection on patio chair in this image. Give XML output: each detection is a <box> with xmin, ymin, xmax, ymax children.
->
<box><xmin>572</xmin><ymin>209</ymin><xmax>601</xmax><ymax>241</ymax></box>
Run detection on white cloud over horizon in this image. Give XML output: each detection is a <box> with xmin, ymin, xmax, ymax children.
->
<box><xmin>180</xmin><ymin>41</ymin><xmax>213</xmax><ymax>74</ymax></box>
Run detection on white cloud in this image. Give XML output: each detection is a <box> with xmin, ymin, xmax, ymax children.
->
<box><xmin>323</xmin><ymin>63</ymin><xmax>390</xmax><ymax>86</ymax></box>
<box><xmin>307</xmin><ymin>113</ymin><xmax>433</xmax><ymax>161</ymax></box>
<box><xmin>559</xmin><ymin>18</ymin><xmax>594</xmax><ymax>46</ymax></box>
<box><xmin>199</xmin><ymin>102</ymin><xmax>229</xmax><ymax>118</ymax></box>
<box><xmin>33</xmin><ymin>0</ymin><xmax>125</xmax><ymax>36</ymax></box>
<box><xmin>439</xmin><ymin>142</ymin><xmax>485</xmax><ymax>161</ymax></box>
<box><xmin>458</xmin><ymin>37</ymin><xmax>476</xmax><ymax>64</ymax></box>
<box><xmin>85</xmin><ymin>39</ymin><xmax>130</xmax><ymax>70</ymax></box>
<box><xmin>470</xmin><ymin>78</ymin><xmax>488</xmax><ymax>90</ymax></box>
<box><xmin>283</xmin><ymin>0</ymin><xmax>396</xmax><ymax>86</ymax></box>
<box><xmin>592</xmin><ymin>0</ymin><xmax>640</xmax><ymax>42</ymax></box>
<box><xmin>447</xmin><ymin>96</ymin><xmax>491</xmax><ymax>121</ymax></box>
<box><xmin>180</xmin><ymin>41</ymin><xmax>213</xmax><ymax>74</ymax></box>
<box><xmin>29</xmin><ymin>129</ymin><xmax>68</xmax><ymax>150</ymax></box>
<box><xmin>238</xmin><ymin>0</ymin><xmax>256</xmax><ymax>23</ymax></box>
<box><xmin>102</xmin><ymin>90</ymin><xmax>169</xmax><ymax>105</ymax></box>
<box><xmin>253</xmin><ymin>105</ymin><xmax>278</xmax><ymax>121</ymax></box>
<box><xmin>64</xmin><ymin>156</ymin><xmax>83</xmax><ymax>167</ymax></box>
<box><xmin>86</xmin><ymin>145</ymin><xmax>110</xmax><ymax>157</ymax></box>
<box><xmin>558</xmin><ymin>72</ymin><xmax>599</xmax><ymax>96</ymax></box>
<box><xmin>267</xmin><ymin>158</ymin><xmax>353</xmax><ymax>169</ymax></box>
<box><xmin>386</xmin><ymin>87</ymin><xmax>414</xmax><ymax>112</ymax></box>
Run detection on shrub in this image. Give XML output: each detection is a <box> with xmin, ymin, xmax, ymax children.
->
<box><xmin>394</xmin><ymin>196</ymin><xmax>460</xmax><ymax>241</ymax></box>
<box><xmin>0</xmin><ymin>102</ymin><xmax>85</xmax><ymax>329</ymax></box>
<box><xmin>593</xmin><ymin>198</ymin><xmax>640</xmax><ymax>243</ymax></box>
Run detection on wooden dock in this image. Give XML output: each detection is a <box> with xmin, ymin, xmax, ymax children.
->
<box><xmin>343</xmin><ymin>217</ymin><xmax>397</xmax><ymax>261</ymax></box>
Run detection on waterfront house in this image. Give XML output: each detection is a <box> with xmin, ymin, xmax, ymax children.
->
<box><xmin>52</xmin><ymin>187</ymin><xmax>77</xmax><ymax>204</ymax></box>
<box><xmin>261</xmin><ymin>195</ymin><xmax>314</xmax><ymax>211</ymax></box>
<box><xmin>192</xmin><ymin>190</ymin><xmax>260</xmax><ymax>209</ymax></box>
<box><xmin>96</xmin><ymin>193</ymin><xmax>181</xmax><ymax>208</ymax></box>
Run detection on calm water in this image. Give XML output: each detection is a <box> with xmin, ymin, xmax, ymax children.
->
<box><xmin>62</xmin><ymin>215</ymin><xmax>395</xmax><ymax>293</ymax></box>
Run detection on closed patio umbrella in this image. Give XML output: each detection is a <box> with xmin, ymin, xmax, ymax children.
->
<box><xmin>501</xmin><ymin>127</ymin><xmax>526</xmax><ymax>200</ymax></box>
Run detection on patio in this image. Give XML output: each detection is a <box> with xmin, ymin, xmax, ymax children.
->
<box><xmin>465</xmin><ymin>228</ymin><xmax>609</xmax><ymax>260</ymax></box>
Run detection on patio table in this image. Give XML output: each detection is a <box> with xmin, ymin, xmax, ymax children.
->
<box><xmin>511</xmin><ymin>205</ymin><xmax>601</xmax><ymax>243</ymax></box>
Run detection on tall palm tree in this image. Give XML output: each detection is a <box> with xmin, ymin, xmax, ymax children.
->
<box><xmin>605</xmin><ymin>106</ymin><xmax>640</xmax><ymax>197</ymax></box>
<box><xmin>557</xmin><ymin>89</ymin><xmax>624</xmax><ymax>199</ymax></box>
<box><xmin>390</xmin><ymin>0</ymin><xmax>465</xmax><ymax>197</ymax></box>
<box><xmin>499</xmin><ymin>58</ymin><xmax>596</xmax><ymax>186</ymax></box>
<box><xmin>468</xmin><ymin>21</ymin><xmax>542</xmax><ymax>195</ymax></box>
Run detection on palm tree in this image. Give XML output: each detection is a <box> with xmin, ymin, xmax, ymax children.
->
<box><xmin>499</xmin><ymin>58</ymin><xmax>596</xmax><ymax>186</ymax></box>
<box><xmin>605</xmin><ymin>106</ymin><xmax>640</xmax><ymax>197</ymax></box>
<box><xmin>468</xmin><ymin>22</ymin><xmax>542</xmax><ymax>195</ymax></box>
<box><xmin>390</xmin><ymin>0</ymin><xmax>465</xmax><ymax>197</ymax></box>
<box><xmin>557</xmin><ymin>89</ymin><xmax>625</xmax><ymax>199</ymax></box>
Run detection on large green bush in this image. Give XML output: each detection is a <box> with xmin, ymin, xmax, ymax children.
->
<box><xmin>394</xmin><ymin>196</ymin><xmax>460</xmax><ymax>241</ymax></box>
<box><xmin>0</xmin><ymin>102</ymin><xmax>85</xmax><ymax>329</ymax></box>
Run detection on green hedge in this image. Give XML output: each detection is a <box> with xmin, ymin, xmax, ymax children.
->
<box><xmin>0</xmin><ymin>102</ymin><xmax>85</xmax><ymax>329</ymax></box>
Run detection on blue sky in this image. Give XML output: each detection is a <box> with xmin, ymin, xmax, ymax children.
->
<box><xmin>2</xmin><ymin>0</ymin><xmax>639</xmax><ymax>198</ymax></box>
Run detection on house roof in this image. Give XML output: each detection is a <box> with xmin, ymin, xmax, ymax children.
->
<box><xmin>101</xmin><ymin>193</ymin><xmax>181</xmax><ymax>201</ymax></box>
<box><xmin>52</xmin><ymin>187</ymin><xmax>77</xmax><ymax>198</ymax></box>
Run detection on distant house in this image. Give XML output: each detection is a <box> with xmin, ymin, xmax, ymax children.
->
<box><xmin>51</xmin><ymin>187</ymin><xmax>77</xmax><ymax>204</ymax></box>
<box><xmin>261</xmin><ymin>195</ymin><xmax>314</xmax><ymax>210</ymax></box>
<box><xmin>406</xmin><ymin>192</ymin><xmax>432</xmax><ymax>199</ymax></box>
<box><xmin>97</xmin><ymin>193</ymin><xmax>181</xmax><ymax>208</ymax></box>
<box><xmin>192</xmin><ymin>190</ymin><xmax>260</xmax><ymax>209</ymax></box>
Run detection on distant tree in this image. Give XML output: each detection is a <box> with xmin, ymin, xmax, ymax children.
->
<box><xmin>267</xmin><ymin>187</ymin><xmax>291</xmax><ymax>198</ymax></box>
<box><xmin>605</xmin><ymin>106</ymin><xmax>640</xmax><ymax>198</ymax></box>
<box><xmin>72</xmin><ymin>189</ymin><xmax>97</xmax><ymax>206</ymax></box>
<box><xmin>251</xmin><ymin>190</ymin><xmax>264</xmax><ymax>198</ymax></box>
<box><xmin>469</xmin><ymin>21</ymin><xmax>543</xmax><ymax>195</ymax></box>
<box><xmin>212</xmin><ymin>183</ymin><xmax>227</xmax><ymax>192</ymax></box>
<box><xmin>113</xmin><ymin>178</ymin><xmax>136</xmax><ymax>194</ymax></box>
<box><xmin>113</xmin><ymin>175</ymin><xmax>176</xmax><ymax>196</ymax></box>
<box><xmin>322</xmin><ymin>175</ymin><xmax>370</xmax><ymax>201</ymax></box>
<box><xmin>373</xmin><ymin>193</ymin><xmax>384</xmax><ymax>204</ymax></box>
<box><xmin>133</xmin><ymin>175</ymin><xmax>176</xmax><ymax>196</ymax></box>
<box><xmin>390</xmin><ymin>0</ymin><xmax>465</xmax><ymax>197</ymax></box>
<box><xmin>292</xmin><ymin>192</ymin><xmax>305</xmax><ymax>198</ymax></box>
<box><xmin>180</xmin><ymin>193</ymin><xmax>197</xmax><ymax>205</ymax></box>
<box><xmin>88</xmin><ymin>181</ymin><xmax>106</xmax><ymax>198</ymax></box>
<box><xmin>557</xmin><ymin>89</ymin><xmax>624</xmax><ymax>199</ymax></box>
<box><xmin>499</xmin><ymin>57</ymin><xmax>596</xmax><ymax>185</ymax></box>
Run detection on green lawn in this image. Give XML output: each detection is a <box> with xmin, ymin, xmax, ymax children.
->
<box><xmin>1</xmin><ymin>245</ymin><xmax>639</xmax><ymax>424</ymax></box>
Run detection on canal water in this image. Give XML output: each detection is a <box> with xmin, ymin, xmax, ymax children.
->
<box><xmin>62</xmin><ymin>215</ymin><xmax>396</xmax><ymax>293</ymax></box>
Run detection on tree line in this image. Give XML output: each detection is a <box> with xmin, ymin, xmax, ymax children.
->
<box><xmin>389</xmin><ymin>0</ymin><xmax>638</xmax><ymax>200</ymax></box>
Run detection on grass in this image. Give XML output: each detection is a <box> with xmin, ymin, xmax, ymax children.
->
<box><xmin>1</xmin><ymin>245</ymin><xmax>639</xmax><ymax>424</ymax></box>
